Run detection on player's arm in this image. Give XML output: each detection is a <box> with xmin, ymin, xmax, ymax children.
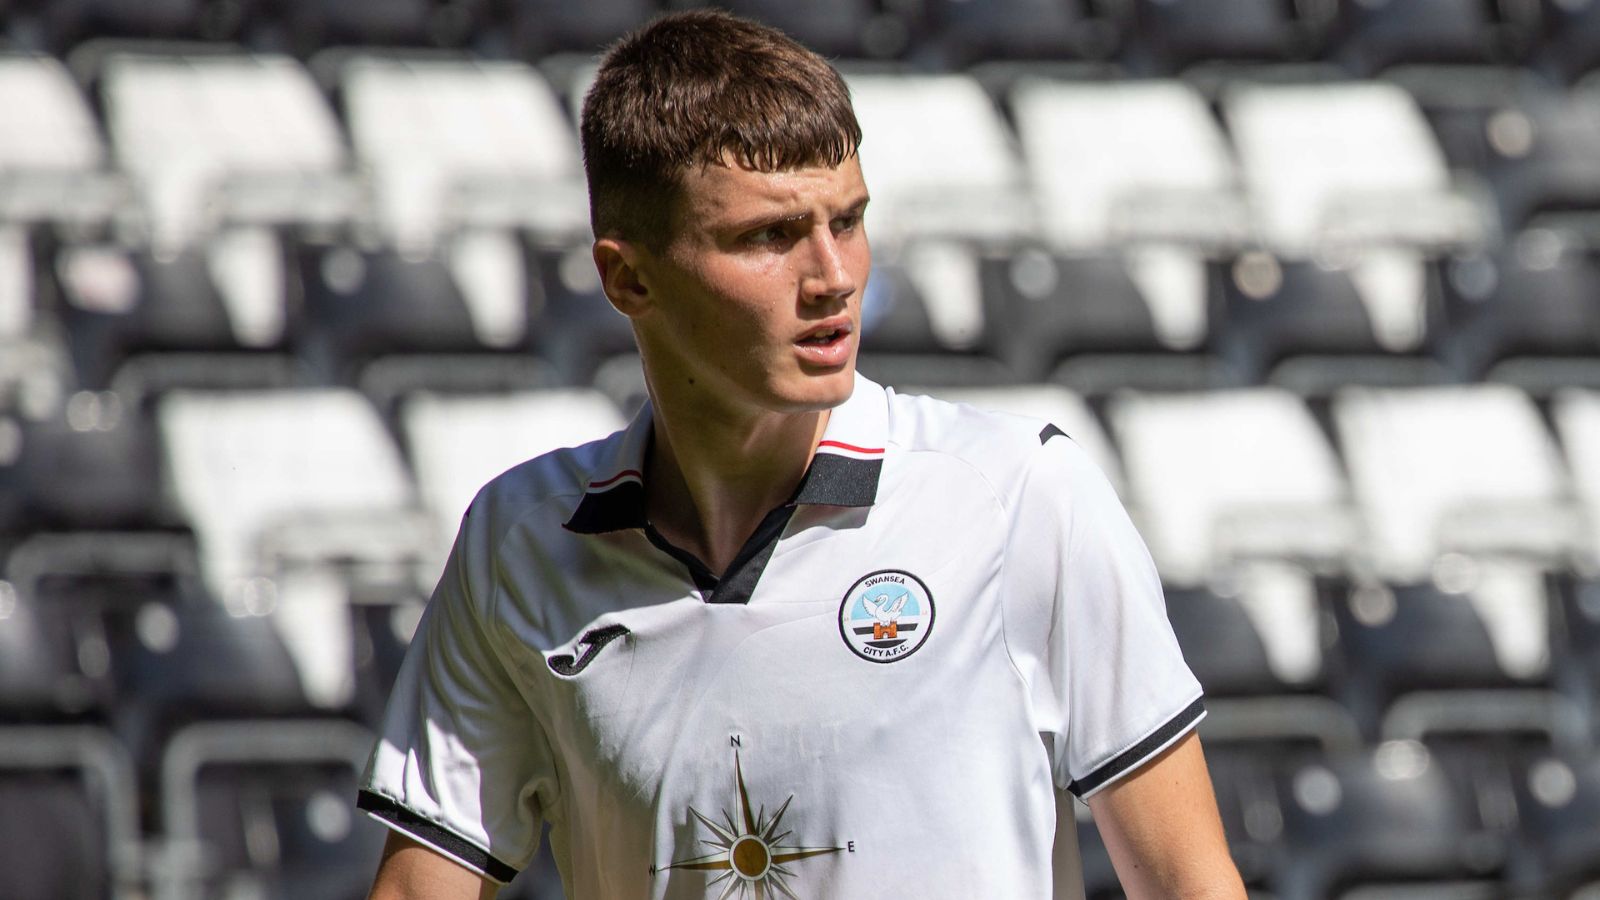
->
<box><xmin>369</xmin><ymin>832</ymin><xmax>500</xmax><ymax>900</ymax></box>
<box><xmin>1086</xmin><ymin>731</ymin><xmax>1245</xmax><ymax>900</ymax></box>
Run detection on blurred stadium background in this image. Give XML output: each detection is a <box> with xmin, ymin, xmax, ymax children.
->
<box><xmin>1</xmin><ymin>0</ymin><xmax>1600</xmax><ymax>898</ymax></box>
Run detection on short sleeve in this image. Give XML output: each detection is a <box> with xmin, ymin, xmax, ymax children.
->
<box><xmin>1002</xmin><ymin>432</ymin><xmax>1204</xmax><ymax>799</ymax></box>
<box><xmin>358</xmin><ymin>502</ymin><xmax>556</xmax><ymax>883</ymax></box>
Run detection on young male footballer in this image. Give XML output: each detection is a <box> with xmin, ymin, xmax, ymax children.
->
<box><xmin>360</xmin><ymin>10</ymin><xmax>1246</xmax><ymax>899</ymax></box>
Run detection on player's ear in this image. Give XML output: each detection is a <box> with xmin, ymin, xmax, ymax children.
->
<box><xmin>593</xmin><ymin>238</ymin><xmax>652</xmax><ymax>318</ymax></box>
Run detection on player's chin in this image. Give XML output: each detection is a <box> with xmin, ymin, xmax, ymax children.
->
<box><xmin>772</xmin><ymin>361</ymin><xmax>857</xmax><ymax>412</ymax></box>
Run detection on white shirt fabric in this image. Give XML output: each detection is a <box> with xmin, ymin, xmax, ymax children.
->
<box><xmin>359</xmin><ymin>373</ymin><xmax>1203</xmax><ymax>898</ymax></box>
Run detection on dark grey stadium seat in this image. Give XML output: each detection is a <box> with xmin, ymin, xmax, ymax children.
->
<box><xmin>0</xmin><ymin>727</ymin><xmax>137</xmax><ymax>900</ymax></box>
<box><xmin>1207</xmin><ymin>254</ymin><xmax>1428</xmax><ymax>391</ymax></box>
<box><xmin>1537</xmin><ymin>0</ymin><xmax>1600</xmax><ymax>85</ymax></box>
<box><xmin>1506</xmin><ymin>746</ymin><xmax>1600</xmax><ymax>896</ymax></box>
<box><xmin>1273</xmin><ymin>743</ymin><xmax>1505</xmax><ymax>899</ymax></box>
<box><xmin>1321</xmin><ymin>577</ymin><xmax>1557</xmax><ymax>740</ymax></box>
<box><xmin>507</xmin><ymin>0</ymin><xmax>659</xmax><ymax>57</ymax></box>
<box><xmin>672</xmin><ymin>0</ymin><xmax>892</xmax><ymax>60</ymax></box>
<box><xmin>158</xmin><ymin>720</ymin><xmax>384</xmax><ymax>900</ymax></box>
<box><xmin>296</xmin><ymin>242</ymin><xmax>492</xmax><ymax>383</ymax></box>
<box><xmin>1428</xmin><ymin>242</ymin><xmax>1600</xmax><ymax>384</ymax></box>
<box><xmin>1330</xmin><ymin>0</ymin><xmax>1542</xmax><ymax>75</ymax></box>
<box><xmin>981</xmin><ymin>248</ymin><xmax>1223</xmax><ymax>391</ymax></box>
<box><xmin>1123</xmin><ymin>0</ymin><xmax>1334</xmax><ymax>75</ymax></box>
<box><xmin>526</xmin><ymin>243</ymin><xmax>639</xmax><ymax>386</ymax></box>
<box><xmin>917</xmin><ymin>0</ymin><xmax>1121</xmax><ymax>68</ymax></box>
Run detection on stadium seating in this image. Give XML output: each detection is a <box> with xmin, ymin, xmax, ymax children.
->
<box><xmin>4</xmin><ymin>5</ymin><xmax>1600</xmax><ymax>898</ymax></box>
<box><xmin>0</xmin><ymin>725</ymin><xmax>141</xmax><ymax>899</ymax></box>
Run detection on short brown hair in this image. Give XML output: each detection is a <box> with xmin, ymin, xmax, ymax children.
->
<box><xmin>580</xmin><ymin>10</ymin><xmax>862</xmax><ymax>248</ymax></box>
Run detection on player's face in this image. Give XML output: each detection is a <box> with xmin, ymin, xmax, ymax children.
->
<box><xmin>631</xmin><ymin>155</ymin><xmax>871</xmax><ymax>416</ymax></box>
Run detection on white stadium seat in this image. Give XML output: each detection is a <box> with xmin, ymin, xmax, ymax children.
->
<box><xmin>1333</xmin><ymin>384</ymin><xmax>1583</xmax><ymax>581</ymax></box>
<box><xmin>1010</xmin><ymin>78</ymin><xmax>1247</xmax><ymax>253</ymax></box>
<box><xmin>1553</xmin><ymin>388</ymin><xmax>1600</xmax><ymax>566</ymax></box>
<box><xmin>341</xmin><ymin>56</ymin><xmax>588</xmax><ymax>251</ymax></box>
<box><xmin>159</xmin><ymin>389</ymin><xmax>429</xmax><ymax>708</ymax></box>
<box><xmin>102</xmin><ymin>51</ymin><xmax>356</xmax><ymax>249</ymax></box>
<box><xmin>1223</xmin><ymin>80</ymin><xmax>1482</xmax><ymax>257</ymax></box>
<box><xmin>846</xmin><ymin>73</ymin><xmax>1032</xmax><ymax>245</ymax></box>
<box><xmin>1109</xmin><ymin>387</ymin><xmax>1355</xmax><ymax>585</ymax></box>
<box><xmin>0</xmin><ymin>54</ymin><xmax>124</xmax><ymax>224</ymax></box>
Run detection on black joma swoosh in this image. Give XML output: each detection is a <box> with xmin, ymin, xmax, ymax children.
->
<box><xmin>547</xmin><ymin>624</ymin><xmax>631</xmax><ymax>676</ymax></box>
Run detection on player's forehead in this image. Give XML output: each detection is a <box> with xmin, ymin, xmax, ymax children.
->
<box><xmin>674</xmin><ymin>154</ymin><xmax>869</xmax><ymax>229</ymax></box>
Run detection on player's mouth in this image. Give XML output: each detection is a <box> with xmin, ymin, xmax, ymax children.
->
<box><xmin>794</xmin><ymin>319</ymin><xmax>854</xmax><ymax>367</ymax></box>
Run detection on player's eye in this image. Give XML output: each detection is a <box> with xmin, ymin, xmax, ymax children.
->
<box><xmin>744</xmin><ymin>224</ymin><xmax>792</xmax><ymax>246</ymax></box>
<box><xmin>831</xmin><ymin>213</ymin><xmax>860</xmax><ymax>234</ymax></box>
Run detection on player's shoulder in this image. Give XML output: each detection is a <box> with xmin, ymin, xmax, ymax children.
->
<box><xmin>458</xmin><ymin>428</ymin><xmax>626</xmax><ymax>546</ymax></box>
<box><xmin>884</xmin><ymin>387</ymin><xmax>1104</xmax><ymax>500</ymax></box>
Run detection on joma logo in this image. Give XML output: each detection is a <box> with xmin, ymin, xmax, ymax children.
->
<box><xmin>547</xmin><ymin>624</ymin><xmax>630</xmax><ymax>676</ymax></box>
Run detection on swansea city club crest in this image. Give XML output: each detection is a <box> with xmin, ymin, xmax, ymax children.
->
<box><xmin>837</xmin><ymin>569</ymin><xmax>935</xmax><ymax>663</ymax></box>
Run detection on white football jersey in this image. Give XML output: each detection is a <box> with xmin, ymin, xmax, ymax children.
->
<box><xmin>360</xmin><ymin>374</ymin><xmax>1203</xmax><ymax>898</ymax></box>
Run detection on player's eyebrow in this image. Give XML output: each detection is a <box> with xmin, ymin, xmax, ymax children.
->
<box><xmin>725</xmin><ymin>194</ymin><xmax>871</xmax><ymax>235</ymax></box>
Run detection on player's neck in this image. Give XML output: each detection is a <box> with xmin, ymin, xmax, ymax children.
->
<box><xmin>644</xmin><ymin>397</ymin><xmax>828</xmax><ymax>577</ymax></box>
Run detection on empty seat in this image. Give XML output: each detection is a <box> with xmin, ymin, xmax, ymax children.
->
<box><xmin>52</xmin><ymin>234</ymin><xmax>298</xmax><ymax>391</ymax></box>
<box><xmin>0</xmin><ymin>725</ymin><xmax>140</xmax><ymax>900</ymax></box>
<box><xmin>31</xmin><ymin>0</ymin><xmax>205</xmax><ymax>49</ymax></box>
<box><xmin>274</xmin><ymin>0</ymin><xmax>438</xmax><ymax>52</ymax></box>
<box><xmin>102</xmin><ymin>589</ymin><xmax>313</xmax><ymax>770</ymax></box>
<box><xmin>296</xmin><ymin>241</ymin><xmax>493</xmax><ymax>382</ymax></box>
<box><xmin>853</xmin><ymin>243</ymin><xmax>1006</xmax><ymax>389</ymax></box>
<box><xmin>1409</xmin><ymin>76</ymin><xmax>1600</xmax><ymax>235</ymax></box>
<box><xmin>1273</xmin><ymin>742</ymin><xmax>1504</xmax><ymax>900</ymax></box>
<box><xmin>525</xmin><ymin>241</ymin><xmax>639</xmax><ymax>384</ymax></box>
<box><xmin>1330</xmin><ymin>0</ymin><xmax>1541</xmax><ymax>74</ymax></box>
<box><xmin>0</xmin><ymin>388</ymin><xmax>168</xmax><ymax>532</ymax></box>
<box><xmin>1125</xmin><ymin>0</ymin><xmax>1335</xmax><ymax>74</ymax></box>
<box><xmin>1334</xmin><ymin>385</ymin><xmax>1582</xmax><ymax>580</ymax></box>
<box><xmin>1429</xmin><ymin>236</ymin><xmax>1600</xmax><ymax>385</ymax></box>
<box><xmin>980</xmin><ymin>247</ymin><xmax>1225</xmax><ymax>390</ymax></box>
<box><xmin>677</xmin><ymin>0</ymin><xmax>894</xmax><ymax>60</ymax></box>
<box><xmin>340</xmin><ymin>55</ymin><xmax>588</xmax><ymax>252</ymax></box>
<box><xmin>1553</xmin><ymin>389</ymin><xmax>1600</xmax><ymax>565</ymax></box>
<box><xmin>1207</xmin><ymin>249</ymin><xmax>1446</xmax><ymax>389</ymax></box>
<box><xmin>506</xmin><ymin>0</ymin><xmax>659</xmax><ymax>57</ymax></box>
<box><xmin>158</xmin><ymin>389</ymin><xmax>431</xmax><ymax>711</ymax></box>
<box><xmin>1538</xmin><ymin>0</ymin><xmax>1600</xmax><ymax>84</ymax></box>
<box><xmin>1012</xmin><ymin>78</ymin><xmax>1248</xmax><ymax>255</ymax></box>
<box><xmin>1323</xmin><ymin>574</ymin><xmax>1563</xmax><ymax>737</ymax></box>
<box><xmin>1224</xmin><ymin>82</ymin><xmax>1463</xmax><ymax>253</ymax></box>
<box><xmin>158</xmin><ymin>719</ymin><xmax>385</xmax><ymax>900</ymax></box>
<box><xmin>0</xmin><ymin>55</ymin><xmax>124</xmax><ymax>225</ymax></box>
<box><xmin>1506</xmin><ymin>747</ymin><xmax>1600</xmax><ymax>895</ymax></box>
<box><xmin>918</xmin><ymin>0</ymin><xmax>1119</xmax><ymax>67</ymax></box>
<box><xmin>0</xmin><ymin>583</ymin><xmax>108</xmax><ymax>721</ymax></box>
<box><xmin>847</xmin><ymin>73</ymin><xmax>1032</xmax><ymax>246</ymax></box>
<box><xmin>100</xmin><ymin>51</ymin><xmax>356</xmax><ymax>251</ymax></box>
<box><xmin>1110</xmin><ymin>388</ymin><xmax>1353</xmax><ymax>584</ymax></box>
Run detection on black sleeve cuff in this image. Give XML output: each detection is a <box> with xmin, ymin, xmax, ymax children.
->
<box><xmin>1066</xmin><ymin>696</ymin><xmax>1207</xmax><ymax>799</ymax></box>
<box><xmin>357</xmin><ymin>789</ymin><xmax>521</xmax><ymax>884</ymax></box>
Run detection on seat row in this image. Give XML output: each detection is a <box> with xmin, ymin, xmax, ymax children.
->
<box><xmin>8</xmin><ymin>0</ymin><xmax>1600</xmax><ymax>80</ymax></box>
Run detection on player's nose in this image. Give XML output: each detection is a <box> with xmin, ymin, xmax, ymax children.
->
<box><xmin>800</xmin><ymin>226</ymin><xmax>857</xmax><ymax>303</ymax></box>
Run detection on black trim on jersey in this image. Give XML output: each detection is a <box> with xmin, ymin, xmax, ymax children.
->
<box><xmin>644</xmin><ymin>524</ymin><xmax>720</xmax><ymax>592</ymax></box>
<box><xmin>1067</xmin><ymin>697</ymin><xmax>1206</xmax><ymax>798</ymax></box>
<box><xmin>793</xmin><ymin>453</ymin><xmax>882</xmax><ymax>507</ymax></box>
<box><xmin>563</xmin><ymin>481</ymin><xmax>646</xmax><ymax>534</ymax></box>
<box><xmin>709</xmin><ymin>504</ymin><xmax>799</xmax><ymax>604</ymax></box>
<box><xmin>1039</xmin><ymin>423</ymin><xmax>1068</xmax><ymax>445</ymax></box>
<box><xmin>357</xmin><ymin>790</ymin><xmax>519</xmax><ymax>883</ymax></box>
